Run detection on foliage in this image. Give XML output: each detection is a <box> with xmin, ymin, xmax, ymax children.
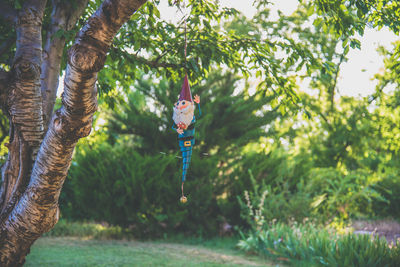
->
<box><xmin>232</xmin><ymin>151</ymin><xmax>313</xmax><ymax>226</ymax></box>
<box><xmin>238</xmin><ymin>221</ymin><xmax>400</xmax><ymax>266</ymax></box>
<box><xmin>62</xmin><ymin>141</ymin><xmax>221</xmax><ymax>238</ymax></box>
<box><xmin>235</xmin><ymin>159</ymin><xmax>391</xmax><ymax>227</ymax></box>
<box><xmin>98</xmin><ymin>0</ymin><xmax>303</xmax><ymax>103</ymax></box>
<box><xmin>372</xmin><ymin>171</ymin><xmax>400</xmax><ymax>219</ymax></box>
<box><xmin>0</xmin><ymin>103</ymin><xmax>9</xmax><ymax>163</ymax></box>
<box><xmin>311</xmin><ymin>0</ymin><xmax>400</xmax><ymax>36</ymax></box>
<box><xmin>305</xmin><ymin>168</ymin><xmax>384</xmax><ymax>221</ymax></box>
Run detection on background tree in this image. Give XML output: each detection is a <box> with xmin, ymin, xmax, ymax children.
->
<box><xmin>226</xmin><ymin>2</ymin><xmax>400</xmax><ymax>223</ymax></box>
<box><xmin>311</xmin><ymin>0</ymin><xmax>400</xmax><ymax>35</ymax></box>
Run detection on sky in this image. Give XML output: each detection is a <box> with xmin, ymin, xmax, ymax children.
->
<box><xmin>159</xmin><ymin>0</ymin><xmax>399</xmax><ymax>98</ymax></box>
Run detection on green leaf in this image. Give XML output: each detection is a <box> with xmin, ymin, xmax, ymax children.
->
<box><xmin>311</xmin><ymin>194</ymin><xmax>327</xmax><ymax>208</ymax></box>
<box><xmin>14</xmin><ymin>0</ymin><xmax>22</xmax><ymax>9</ymax></box>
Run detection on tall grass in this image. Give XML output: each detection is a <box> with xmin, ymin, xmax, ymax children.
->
<box><xmin>238</xmin><ymin>222</ymin><xmax>400</xmax><ymax>266</ymax></box>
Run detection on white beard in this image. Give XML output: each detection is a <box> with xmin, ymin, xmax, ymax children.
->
<box><xmin>173</xmin><ymin>102</ymin><xmax>195</xmax><ymax>128</ymax></box>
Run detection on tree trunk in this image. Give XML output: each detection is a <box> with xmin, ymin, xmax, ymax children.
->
<box><xmin>0</xmin><ymin>0</ymin><xmax>147</xmax><ymax>265</ymax></box>
<box><xmin>0</xmin><ymin>0</ymin><xmax>47</xmax><ymax>224</ymax></box>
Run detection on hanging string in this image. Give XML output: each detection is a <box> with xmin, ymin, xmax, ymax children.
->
<box><xmin>176</xmin><ymin>0</ymin><xmax>188</xmax><ymax>72</ymax></box>
<box><xmin>182</xmin><ymin>0</ymin><xmax>188</xmax><ymax>73</ymax></box>
<box><xmin>177</xmin><ymin>0</ymin><xmax>188</xmax><ymax>202</ymax></box>
<box><xmin>185</xmin><ymin>1</ymin><xmax>188</xmax><ymax>73</ymax></box>
<box><xmin>183</xmin><ymin>0</ymin><xmax>187</xmax><ymax>199</ymax></box>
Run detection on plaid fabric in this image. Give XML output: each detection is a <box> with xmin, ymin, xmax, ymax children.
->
<box><xmin>174</xmin><ymin>115</ymin><xmax>200</xmax><ymax>182</ymax></box>
<box><xmin>179</xmin><ymin>139</ymin><xmax>194</xmax><ymax>182</ymax></box>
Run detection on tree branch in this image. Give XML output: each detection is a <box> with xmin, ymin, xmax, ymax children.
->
<box><xmin>0</xmin><ymin>0</ymin><xmax>17</xmax><ymax>24</ymax></box>
<box><xmin>41</xmin><ymin>0</ymin><xmax>90</xmax><ymax>131</ymax></box>
<box><xmin>10</xmin><ymin>0</ymin><xmax>47</xmax><ymax>152</ymax></box>
<box><xmin>129</xmin><ymin>53</ymin><xmax>180</xmax><ymax>69</ymax></box>
<box><xmin>116</xmin><ymin>46</ymin><xmax>180</xmax><ymax>69</ymax></box>
<box><xmin>328</xmin><ymin>52</ymin><xmax>346</xmax><ymax>113</ymax></box>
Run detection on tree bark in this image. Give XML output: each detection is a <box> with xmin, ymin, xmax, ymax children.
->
<box><xmin>0</xmin><ymin>0</ymin><xmax>147</xmax><ymax>265</ymax></box>
<box><xmin>41</xmin><ymin>0</ymin><xmax>89</xmax><ymax>130</ymax></box>
<box><xmin>0</xmin><ymin>0</ymin><xmax>47</xmax><ymax>223</ymax></box>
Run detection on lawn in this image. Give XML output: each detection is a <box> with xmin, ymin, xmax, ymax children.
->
<box><xmin>25</xmin><ymin>237</ymin><xmax>275</xmax><ymax>267</ymax></box>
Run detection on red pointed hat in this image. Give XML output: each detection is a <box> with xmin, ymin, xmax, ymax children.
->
<box><xmin>178</xmin><ymin>74</ymin><xmax>193</xmax><ymax>102</ymax></box>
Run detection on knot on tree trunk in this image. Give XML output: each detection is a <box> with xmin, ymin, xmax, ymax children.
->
<box><xmin>68</xmin><ymin>44</ymin><xmax>107</xmax><ymax>73</ymax></box>
<box><xmin>12</xmin><ymin>59</ymin><xmax>40</xmax><ymax>80</ymax></box>
<box><xmin>53</xmin><ymin>110</ymin><xmax>94</xmax><ymax>143</ymax></box>
<box><xmin>17</xmin><ymin>7</ymin><xmax>43</xmax><ymax>27</ymax></box>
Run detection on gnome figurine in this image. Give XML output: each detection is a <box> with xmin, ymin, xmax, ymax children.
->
<box><xmin>172</xmin><ymin>74</ymin><xmax>201</xmax><ymax>201</ymax></box>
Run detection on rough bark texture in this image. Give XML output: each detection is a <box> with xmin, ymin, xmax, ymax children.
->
<box><xmin>0</xmin><ymin>0</ymin><xmax>147</xmax><ymax>265</ymax></box>
<box><xmin>0</xmin><ymin>0</ymin><xmax>47</xmax><ymax>224</ymax></box>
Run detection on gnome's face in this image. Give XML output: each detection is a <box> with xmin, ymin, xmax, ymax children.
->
<box><xmin>173</xmin><ymin>100</ymin><xmax>195</xmax><ymax>129</ymax></box>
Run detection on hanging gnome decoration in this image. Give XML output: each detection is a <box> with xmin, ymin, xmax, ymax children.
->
<box><xmin>172</xmin><ymin>74</ymin><xmax>201</xmax><ymax>203</ymax></box>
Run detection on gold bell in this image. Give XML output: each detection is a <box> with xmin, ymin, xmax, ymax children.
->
<box><xmin>180</xmin><ymin>196</ymin><xmax>187</xmax><ymax>203</ymax></box>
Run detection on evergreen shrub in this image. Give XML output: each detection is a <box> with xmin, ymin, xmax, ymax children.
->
<box><xmin>305</xmin><ymin>168</ymin><xmax>384</xmax><ymax>221</ymax></box>
<box><xmin>60</xmin><ymin>142</ymin><xmax>222</xmax><ymax>238</ymax></box>
<box><xmin>372</xmin><ymin>172</ymin><xmax>400</xmax><ymax>219</ymax></box>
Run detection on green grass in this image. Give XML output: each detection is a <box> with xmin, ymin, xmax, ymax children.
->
<box><xmin>25</xmin><ymin>237</ymin><xmax>275</xmax><ymax>267</ymax></box>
